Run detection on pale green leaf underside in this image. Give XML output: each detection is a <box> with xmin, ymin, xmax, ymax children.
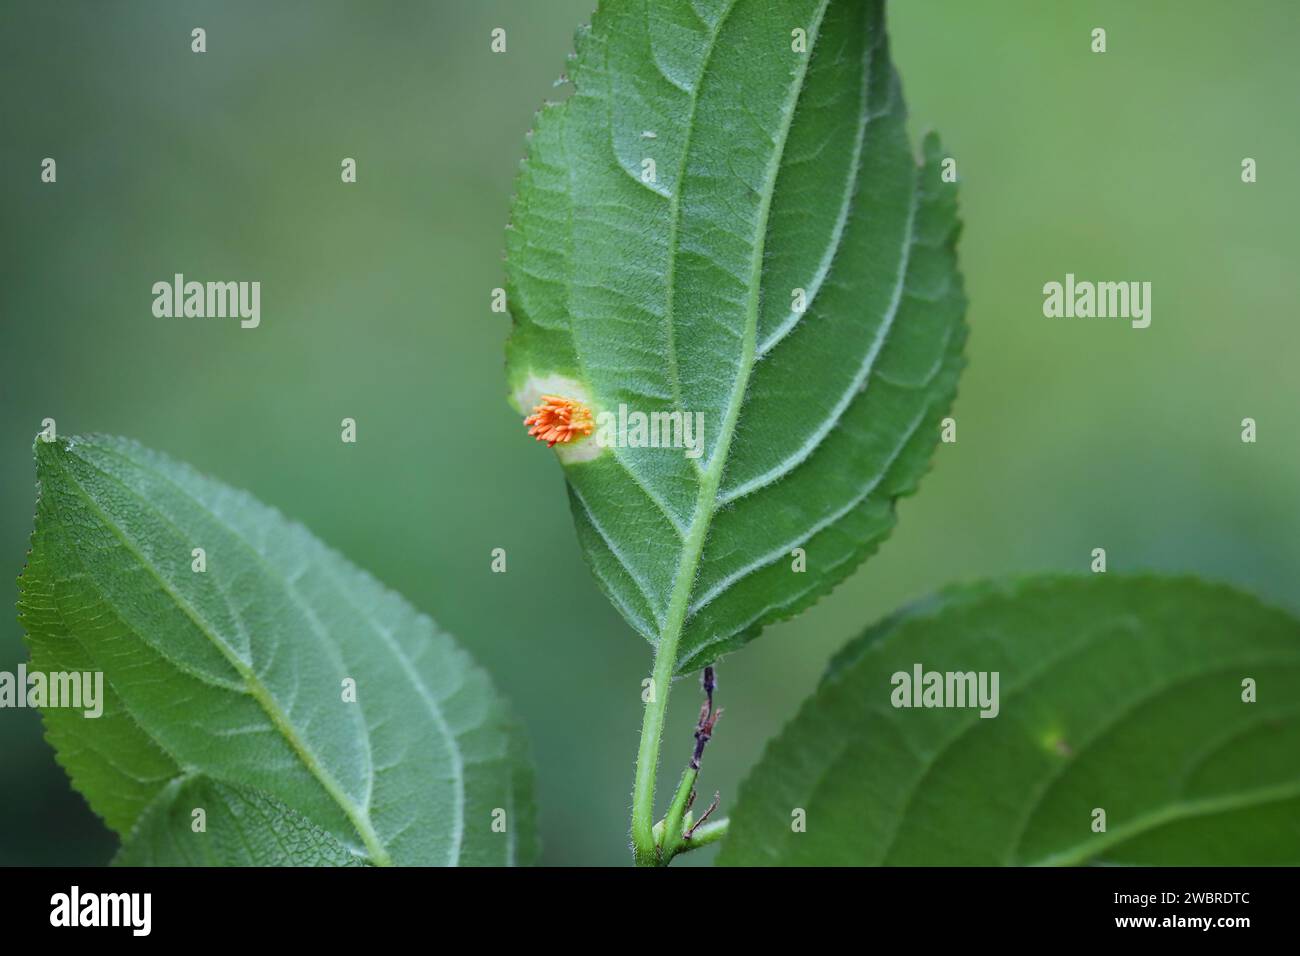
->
<box><xmin>719</xmin><ymin>577</ymin><xmax>1300</xmax><ymax>866</ymax></box>
<box><xmin>20</xmin><ymin>436</ymin><xmax>537</xmax><ymax>866</ymax></box>
<box><xmin>505</xmin><ymin>0</ymin><xmax>965</xmax><ymax>672</ymax></box>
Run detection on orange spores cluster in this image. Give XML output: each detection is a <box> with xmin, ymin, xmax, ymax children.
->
<box><xmin>523</xmin><ymin>395</ymin><xmax>595</xmax><ymax>448</ymax></box>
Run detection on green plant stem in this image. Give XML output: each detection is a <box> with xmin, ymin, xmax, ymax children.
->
<box><xmin>681</xmin><ymin>817</ymin><xmax>729</xmax><ymax>851</ymax></box>
<box><xmin>659</xmin><ymin>767</ymin><xmax>698</xmax><ymax>858</ymax></box>
<box><xmin>630</xmin><ymin>444</ymin><xmax>730</xmax><ymax>866</ymax></box>
<box><xmin>632</xmin><ymin>630</ymin><xmax>681</xmax><ymax>865</ymax></box>
<box><xmin>630</xmin><ymin>496</ymin><xmax>723</xmax><ymax>865</ymax></box>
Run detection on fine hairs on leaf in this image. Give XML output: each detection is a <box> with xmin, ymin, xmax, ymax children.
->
<box><xmin>19</xmin><ymin>435</ymin><xmax>537</xmax><ymax>867</ymax></box>
<box><xmin>505</xmin><ymin>0</ymin><xmax>964</xmax><ymax>863</ymax></box>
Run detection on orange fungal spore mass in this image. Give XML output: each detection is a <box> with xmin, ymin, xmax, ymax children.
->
<box><xmin>524</xmin><ymin>395</ymin><xmax>595</xmax><ymax>448</ymax></box>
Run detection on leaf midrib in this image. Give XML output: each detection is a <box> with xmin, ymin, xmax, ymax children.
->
<box><xmin>44</xmin><ymin>444</ymin><xmax>394</xmax><ymax>866</ymax></box>
<box><xmin>658</xmin><ymin>0</ymin><xmax>833</xmax><ymax>664</ymax></box>
<box><xmin>631</xmin><ymin>0</ymin><xmax>831</xmax><ymax>847</ymax></box>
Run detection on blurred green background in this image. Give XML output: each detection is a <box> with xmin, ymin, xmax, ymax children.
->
<box><xmin>2</xmin><ymin>0</ymin><xmax>1297</xmax><ymax>866</ymax></box>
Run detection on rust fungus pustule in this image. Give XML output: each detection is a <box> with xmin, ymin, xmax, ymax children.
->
<box><xmin>524</xmin><ymin>395</ymin><xmax>594</xmax><ymax>448</ymax></box>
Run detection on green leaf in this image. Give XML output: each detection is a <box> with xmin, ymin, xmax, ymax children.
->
<box><xmin>114</xmin><ymin>779</ymin><xmax>367</xmax><ymax>867</ymax></box>
<box><xmin>719</xmin><ymin>577</ymin><xmax>1300</xmax><ymax>866</ymax></box>
<box><xmin>505</xmin><ymin>0</ymin><xmax>965</xmax><ymax>673</ymax></box>
<box><xmin>19</xmin><ymin>435</ymin><xmax>537</xmax><ymax>866</ymax></box>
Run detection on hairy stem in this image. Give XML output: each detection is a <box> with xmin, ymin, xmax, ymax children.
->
<box><xmin>659</xmin><ymin>767</ymin><xmax>698</xmax><ymax>859</ymax></box>
<box><xmin>630</xmin><ymin>440</ymin><xmax>730</xmax><ymax>865</ymax></box>
<box><xmin>632</xmin><ymin>630</ymin><xmax>683</xmax><ymax>865</ymax></box>
<box><xmin>680</xmin><ymin>817</ymin><xmax>729</xmax><ymax>851</ymax></box>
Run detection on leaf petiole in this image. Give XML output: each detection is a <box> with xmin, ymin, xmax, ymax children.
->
<box><xmin>632</xmin><ymin>636</ymin><xmax>679</xmax><ymax>865</ymax></box>
<box><xmin>634</xmin><ymin>664</ymin><xmax>723</xmax><ymax>865</ymax></box>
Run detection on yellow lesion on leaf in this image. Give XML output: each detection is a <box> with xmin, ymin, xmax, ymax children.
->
<box><xmin>1039</xmin><ymin>726</ymin><xmax>1073</xmax><ymax>758</ymax></box>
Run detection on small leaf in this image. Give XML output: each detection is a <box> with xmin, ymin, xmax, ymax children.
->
<box><xmin>19</xmin><ymin>436</ymin><xmax>537</xmax><ymax>866</ymax></box>
<box><xmin>505</xmin><ymin>0</ymin><xmax>965</xmax><ymax>671</ymax></box>
<box><xmin>720</xmin><ymin>577</ymin><xmax>1300</xmax><ymax>865</ymax></box>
